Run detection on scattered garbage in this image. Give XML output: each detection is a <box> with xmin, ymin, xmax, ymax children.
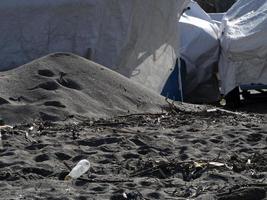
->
<box><xmin>65</xmin><ymin>159</ymin><xmax>90</xmax><ymax>180</ymax></box>
<box><xmin>206</xmin><ymin>108</ymin><xmax>248</xmax><ymax>117</ymax></box>
<box><xmin>209</xmin><ymin>162</ymin><xmax>225</xmax><ymax>167</ymax></box>
<box><xmin>207</xmin><ymin>108</ymin><xmax>218</xmax><ymax>113</ymax></box>
<box><xmin>0</xmin><ymin>125</ymin><xmax>13</xmax><ymax>129</ymax></box>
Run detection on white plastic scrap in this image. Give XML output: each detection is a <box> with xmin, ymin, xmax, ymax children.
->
<box><xmin>122</xmin><ymin>193</ymin><xmax>127</xmax><ymax>199</ymax></box>
<box><xmin>65</xmin><ymin>159</ymin><xmax>90</xmax><ymax>180</ymax></box>
<box><xmin>0</xmin><ymin>125</ymin><xmax>13</xmax><ymax>129</ymax></box>
<box><xmin>209</xmin><ymin>161</ymin><xmax>225</xmax><ymax>167</ymax></box>
<box><xmin>207</xmin><ymin>108</ymin><xmax>218</xmax><ymax>113</ymax></box>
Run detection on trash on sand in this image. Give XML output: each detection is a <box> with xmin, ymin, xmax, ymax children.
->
<box><xmin>122</xmin><ymin>191</ymin><xmax>144</xmax><ymax>200</ymax></box>
<box><xmin>206</xmin><ymin>108</ymin><xmax>248</xmax><ymax>116</ymax></box>
<box><xmin>122</xmin><ymin>192</ymin><xmax>127</xmax><ymax>199</ymax></box>
<box><xmin>246</xmin><ymin>159</ymin><xmax>251</xmax><ymax>165</ymax></box>
<box><xmin>0</xmin><ymin>125</ymin><xmax>13</xmax><ymax>129</ymax></box>
<box><xmin>209</xmin><ymin>161</ymin><xmax>225</xmax><ymax>167</ymax></box>
<box><xmin>193</xmin><ymin>161</ymin><xmax>206</xmax><ymax>168</ymax></box>
<box><xmin>220</xmin><ymin>99</ymin><xmax>226</xmax><ymax>106</ymax></box>
<box><xmin>65</xmin><ymin>159</ymin><xmax>90</xmax><ymax>180</ymax></box>
<box><xmin>207</xmin><ymin>108</ymin><xmax>217</xmax><ymax>113</ymax></box>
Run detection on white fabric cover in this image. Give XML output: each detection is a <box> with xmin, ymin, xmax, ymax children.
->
<box><xmin>209</xmin><ymin>13</ymin><xmax>225</xmax><ymax>26</ymax></box>
<box><xmin>0</xmin><ymin>0</ymin><xmax>189</xmax><ymax>93</ymax></box>
<box><xmin>219</xmin><ymin>0</ymin><xmax>267</xmax><ymax>94</ymax></box>
<box><xmin>179</xmin><ymin>1</ymin><xmax>220</xmax><ymax>103</ymax></box>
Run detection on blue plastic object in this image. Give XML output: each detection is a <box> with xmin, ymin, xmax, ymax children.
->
<box><xmin>161</xmin><ymin>58</ymin><xmax>185</xmax><ymax>101</ymax></box>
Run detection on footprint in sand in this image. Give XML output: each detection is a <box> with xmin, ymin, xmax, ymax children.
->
<box><xmin>44</xmin><ymin>101</ymin><xmax>66</xmax><ymax>108</ymax></box>
<box><xmin>247</xmin><ymin>133</ymin><xmax>263</xmax><ymax>142</ymax></box>
<box><xmin>22</xmin><ymin>167</ymin><xmax>53</xmax><ymax>177</ymax></box>
<box><xmin>122</xmin><ymin>153</ymin><xmax>140</xmax><ymax>159</ymax></box>
<box><xmin>77</xmin><ymin>137</ymin><xmax>122</xmax><ymax>147</ymax></box>
<box><xmin>29</xmin><ymin>81</ymin><xmax>60</xmax><ymax>91</ymax></box>
<box><xmin>38</xmin><ymin>69</ymin><xmax>55</xmax><ymax>77</ymax></box>
<box><xmin>25</xmin><ymin>143</ymin><xmax>48</xmax><ymax>150</ymax></box>
<box><xmin>34</xmin><ymin>154</ymin><xmax>50</xmax><ymax>162</ymax></box>
<box><xmin>54</xmin><ymin>152</ymin><xmax>72</xmax><ymax>161</ymax></box>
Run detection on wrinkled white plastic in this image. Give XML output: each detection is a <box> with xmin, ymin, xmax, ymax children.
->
<box><xmin>219</xmin><ymin>0</ymin><xmax>267</xmax><ymax>94</ymax></box>
<box><xmin>67</xmin><ymin>159</ymin><xmax>90</xmax><ymax>179</ymax></box>
<box><xmin>179</xmin><ymin>0</ymin><xmax>220</xmax><ymax>103</ymax></box>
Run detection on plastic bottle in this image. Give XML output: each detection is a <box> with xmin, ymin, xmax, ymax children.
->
<box><xmin>65</xmin><ymin>159</ymin><xmax>90</xmax><ymax>180</ymax></box>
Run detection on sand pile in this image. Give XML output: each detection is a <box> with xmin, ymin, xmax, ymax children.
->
<box><xmin>0</xmin><ymin>53</ymin><xmax>171</xmax><ymax>125</ymax></box>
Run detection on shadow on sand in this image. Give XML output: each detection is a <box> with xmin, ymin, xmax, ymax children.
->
<box><xmin>238</xmin><ymin>100</ymin><xmax>267</xmax><ymax>115</ymax></box>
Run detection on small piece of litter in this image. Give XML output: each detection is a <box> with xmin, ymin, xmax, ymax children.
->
<box><xmin>65</xmin><ymin>159</ymin><xmax>90</xmax><ymax>180</ymax></box>
<box><xmin>207</xmin><ymin>109</ymin><xmax>217</xmax><ymax>113</ymax></box>
<box><xmin>0</xmin><ymin>125</ymin><xmax>13</xmax><ymax>129</ymax></box>
<box><xmin>209</xmin><ymin>162</ymin><xmax>225</xmax><ymax>167</ymax></box>
<box><xmin>122</xmin><ymin>193</ymin><xmax>127</xmax><ymax>198</ymax></box>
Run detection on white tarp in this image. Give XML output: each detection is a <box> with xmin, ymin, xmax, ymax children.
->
<box><xmin>0</xmin><ymin>0</ymin><xmax>189</xmax><ymax>93</ymax></box>
<box><xmin>209</xmin><ymin>13</ymin><xmax>225</xmax><ymax>26</ymax></box>
<box><xmin>179</xmin><ymin>1</ymin><xmax>220</xmax><ymax>103</ymax></box>
<box><xmin>219</xmin><ymin>0</ymin><xmax>267</xmax><ymax>94</ymax></box>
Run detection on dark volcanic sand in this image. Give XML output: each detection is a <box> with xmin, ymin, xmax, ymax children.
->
<box><xmin>0</xmin><ymin>53</ymin><xmax>266</xmax><ymax>200</ymax></box>
<box><xmin>0</xmin><ymin>53</ymin><xmax>173</xmax><ymax>125</ymax></box>
<box><xmin>0</xmin><ymin>109</ymin><xmax>266</xmax><ymax>200</ymax></box>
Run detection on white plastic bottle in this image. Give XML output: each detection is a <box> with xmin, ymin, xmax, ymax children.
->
<box><xmin>65</xmin><ymin>159</ymin><xmax>90</xmax><ymax>180</ymax></box>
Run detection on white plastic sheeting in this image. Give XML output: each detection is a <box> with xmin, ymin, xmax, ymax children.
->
<box><xmin>179</xmin><ymin>1</ymin><xmax>220</xmax><ymax>103</ymax></box>
<box><xmin>209</xmin><ymin>13</ymin><xmax>225</xmax><ymax>26</ymax></box>
<box><xmin>219</xmin><ymin>0</ymin><xmax>267</xmax><ymax>94</ymax></box>
<box><xmin>0</xmin><ymin>0</ymin><xmax>189</xmax><ymax>93</ymax></box>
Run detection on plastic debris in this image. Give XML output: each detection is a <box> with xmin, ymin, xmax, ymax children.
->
<box><xmin>65</xmin><ymin>159</ymin><xmax>90</xmax><ymax>180</ymax></box>
<box><xmin>220</xmin><ymin>99</ymin><xmax>226</xmax><ymax>106</ymax></box>
<box><xmin>0</xmin><ymin>125</ymin><xmax>13</xmax><ymax>129</ymax></box>
<box><xmin>122</xmin><ymin>193</ymin><xmax>127</xmax><ymax>199</ymax></box>
<box><xmin>193</xmin><ymin>161</ymin><xmax>206</xmax><ymax>168</ymax></box>
<box><xmin>209</xmin><ymin>161</ymin><xmax>225</xmax><ymax>167</ymax></box>
<box><xmin>207</xmin><ymin>108</ymin><xmax>217</xmax><ymax>113</ymax></box>
<box><xmin>122</xmin><ymin>191</ymin><xmax>144</xmax><ymax>200</ymax></box>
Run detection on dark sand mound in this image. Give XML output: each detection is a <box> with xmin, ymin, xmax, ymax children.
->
<box><xmin>0</xmin><ymin>53</ymin><xmax>171</xmax><ymax>125</ymax></box>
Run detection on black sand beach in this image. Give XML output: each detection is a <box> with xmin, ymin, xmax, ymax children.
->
<box><xmin>0</xmin><ymin>53</ymin><xmax>266</xmax><ymax>200</ymax></box>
